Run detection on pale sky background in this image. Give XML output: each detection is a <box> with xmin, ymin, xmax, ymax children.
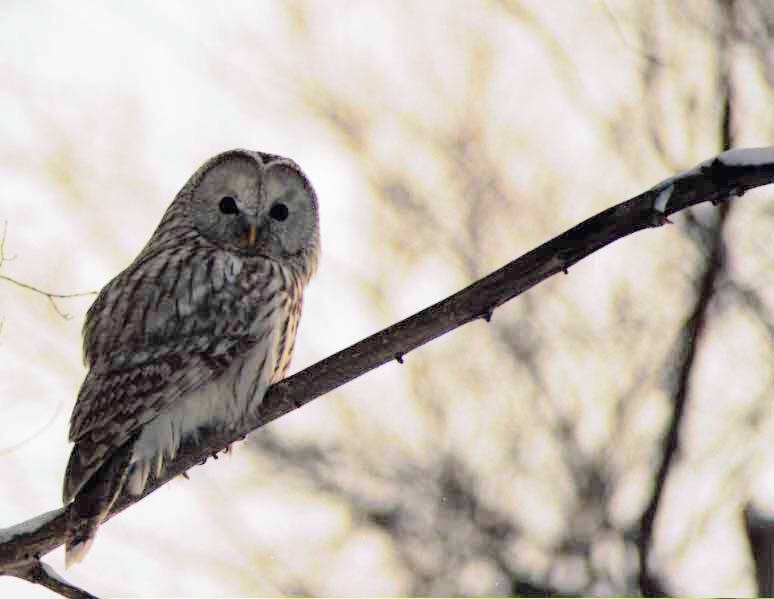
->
<box><xmin>1</xmin><ymin>1</ymin><xmax>773</xmax><ymax>597</ymax></box>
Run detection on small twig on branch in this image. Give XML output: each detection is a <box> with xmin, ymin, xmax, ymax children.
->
<box><xmin>0</xmin><ymin>274</ymin><xmax>96</xmax><ymax>319</ymax></box>
<box><xmin>1</xmin><ymin>147</ymin><xmax>773</xmax><ymax>586</ymax></box>
<box><xmin>0</xmin><ymin>221</ymin><xmax>14</xmax><ymax>265</ymax></box>
<box><xmin>0</xmin><ymin>223</ymin><xmax>97</xmax><ymax>319</ymax></box>
<box><xmin>12</xmin><ymin>559</ymin><xmax>99</xmax><ymax>599</ymax></box>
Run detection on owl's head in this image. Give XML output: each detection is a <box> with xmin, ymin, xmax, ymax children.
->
<box><xmin>181</xmin><ymin>149</ymin><xmax>320</xmax><ymax>277</ymax></box>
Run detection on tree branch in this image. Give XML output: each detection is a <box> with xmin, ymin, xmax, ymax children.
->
<box><xmin>0</xmin><ymin>222</ymin><xmax>97</xmax><ymax>319</ymax></box>
<box><xmin>10</xmin><ymin>559</ymin><xmax>99</xmax><ymax>599</ymax></box>
<box><xmin>2</xmin><ymin>147</ymin><xmax>774</xmax><ymax>584</ymax></box>
<box><xmin>0</xmin><ymin>274</ymin><xmax>96</xmax><ymax>319</ymax></box>
<box><xmin>745</xmin><ymin>504</ymin><xmax>774</xmax><ymax>597</ymax></box>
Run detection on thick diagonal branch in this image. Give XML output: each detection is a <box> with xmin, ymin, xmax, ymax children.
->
<box><xmin>1</xmin><ymin>147</ymin><xmax>774</xmax><ymax>577</ymax></box>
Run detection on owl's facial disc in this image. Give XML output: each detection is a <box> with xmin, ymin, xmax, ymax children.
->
<box><xmin>189</xmin><ymin>151</ymin><xmax>319</xmax><ymax>265</ymax></box>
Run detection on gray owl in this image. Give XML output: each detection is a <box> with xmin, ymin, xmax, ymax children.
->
<box><xmin>62</xmin><ymin>149</ymin><xmax>320</xmax><ymax>566</ymax></box>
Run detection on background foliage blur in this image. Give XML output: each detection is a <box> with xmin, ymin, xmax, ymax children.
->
<box><xmin>1</xmin><ymin>1</ymin><xmax>773</xmax><ymax>596</ymax></box>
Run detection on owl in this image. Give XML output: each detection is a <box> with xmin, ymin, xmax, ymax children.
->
<box><xmin>62</xmin><ymin>149</ymin><xmax>320</xmax><ymax>566</ymax></box>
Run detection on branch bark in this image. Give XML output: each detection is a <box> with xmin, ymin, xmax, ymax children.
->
<box><xmin>2</xmin><ymin>147</ymin><xmax>774</xmax><ymax>588</ymax></box>
<box><xmin>9</xmin><ymin>559</ymin><xmax>98</xmax><ymax>599</ymax></box>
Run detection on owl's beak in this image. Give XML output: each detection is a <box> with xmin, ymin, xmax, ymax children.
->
<box><xmin>247</xmin><ymin>224</ymin><xmax>257</xmax><ymax>246</ymax></box>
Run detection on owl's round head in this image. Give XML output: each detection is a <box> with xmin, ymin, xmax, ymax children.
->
<box><xmin>181</xmin><ymin>149</ymin><xmax>320</xmax><ymax>277</ymax></box>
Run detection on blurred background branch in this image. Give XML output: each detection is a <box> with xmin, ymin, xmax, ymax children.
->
<box><xmin>637</xmin><ymin>3</ymin><xmax>738</xmax><ymax>593</ymax></box>
<box><xmin>745</xmin><ymin>504</ymin><xmax>774</xmax><ymax>597</ymax></box>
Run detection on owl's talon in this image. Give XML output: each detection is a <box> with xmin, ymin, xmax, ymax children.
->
<box><xmin>182</xmin><ymin>471</ymin><xmax>190</xmax><ymax>480</ymax></box>
<box><xmin>394</xmin><ymin>353</ymin><xmax>404</xmax><ymax>364</ymax></box>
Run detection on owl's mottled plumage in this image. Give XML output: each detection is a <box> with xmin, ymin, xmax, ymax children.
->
<box><xmin>62</xmin><ymin>149</ymin><xmax>320</xmax><ymax>566</ymax></box>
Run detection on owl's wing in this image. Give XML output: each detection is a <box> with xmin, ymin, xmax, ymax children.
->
<box><xmin>64</xmin><ymin>246</ymin><xmax>282</xmax><ymax>503</ymax></box>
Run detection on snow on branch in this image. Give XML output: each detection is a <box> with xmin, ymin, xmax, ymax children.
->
<box><xmin>2</xmin><ymin>147</ymin><xmax>774</xmax><ymax>594</ymax></box>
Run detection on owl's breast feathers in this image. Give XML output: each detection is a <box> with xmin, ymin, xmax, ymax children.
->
<box><xmin>64</xmin><ymin>246</ymin><xmax>302</xmax><ymax>506</ymax></box>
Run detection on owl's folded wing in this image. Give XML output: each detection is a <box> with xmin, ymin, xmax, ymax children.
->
<box><xmin>62</xmin><ymin>336</ymin><xmax>256</xmax><ymax>503</ymax></box>
<box><xmin>64</xmin><ymin>247</ymin><xmax>282</xmax><ymax>503</ymax></box>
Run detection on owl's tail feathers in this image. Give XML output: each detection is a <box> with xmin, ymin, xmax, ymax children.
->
<box><xmin>64</xmin><ymin>439</ymin><xmax>135</xmax><ymax>568</ymax></box>
<box><xmin>64</xmin><ymin>523</ymin><xmax>97</xmax><ymax>569</ymax></box>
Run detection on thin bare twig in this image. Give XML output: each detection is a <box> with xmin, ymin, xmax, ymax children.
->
<box><xmin>0</xmin><ymin>274</ymin><xmax>96</xmax><ymax>319</ymax></box>
<box><xmin>0</xmin><ymin>221</ymin><xmax>14</xmax><ymax>265</ymax></box>
<box><xmin>12</xmin><ymin>560</ymin><xmax>99</xmax><ymax>599</ymax></box>
<box><xmin>0</xmin><ymin>223</ymin><xmax>97</xmax><ymax>319</ymax></box>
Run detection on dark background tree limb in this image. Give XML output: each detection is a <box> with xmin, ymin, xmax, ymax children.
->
<box><xmin>745</xmin><ymin>504</ymin><xmax>774</xmax><ymax>597</ymax></box>
<box><xmin>636</xmin><ymin>6</ymin><xmax>737</xmax><ymax>593</ymax></box>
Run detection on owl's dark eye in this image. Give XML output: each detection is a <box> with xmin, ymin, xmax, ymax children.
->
<box><xmin>219</xmin><ymin>196</ymin><xmax>238</xmax><ymax>215</ymax></box>
<box><xmin>269</xmin><ymin>202</ymin><xmax>289</xmax><ymax>222</ymax></box>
